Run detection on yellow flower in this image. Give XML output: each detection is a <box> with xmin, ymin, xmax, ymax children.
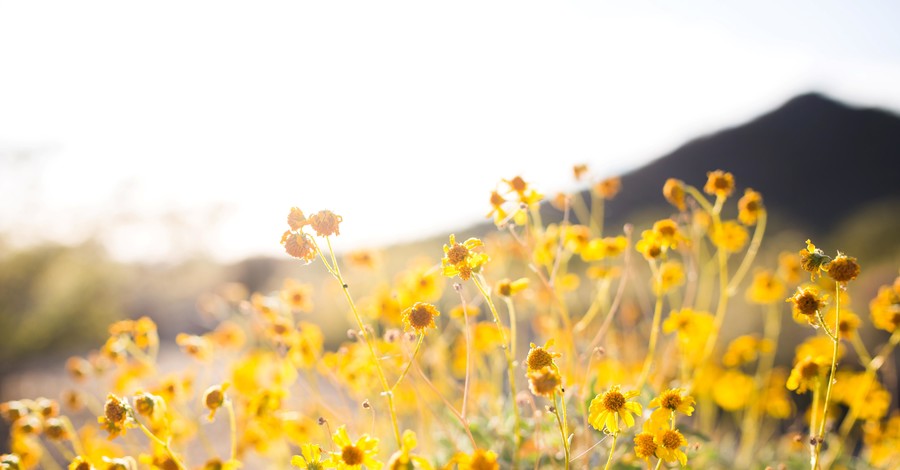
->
<box><xmin>822</xmin><ymin>308</ymin><xmax>861</xmax><ymax>339</ymax></box>
<box><xmin>495</xmin><ymin>277</ymin><xmax>529</xmax><ymax>297</ymax></box>
<box><xmin>863</xmin><ymin>412</ymin><xmax>900</xmax><ymax>467</ymax></box>
<box><xmin>386</xmin><ymin>430</ymin><xmax>433</xmax><ymax>470</ymax></box>
<box><xmin>525</xmin><ymin>339</ymin><xmax>561</xmax><ymax>372</ymax></box>
<box><xmin>662</xmin><ymin>178</ymin><xmax>686</xmax><ymax>212</ymax></box>
<box><xmin>581</xmin><ymin>236</ymin><xmax>627</xmax><ymax>262</ymax></box>
<box><xmin>713</xmin><ymin>370</ymin><xmax>754</xmax><ymax>411</ymax></box>
<box><xmin>825</xmin><ymin>252</ymin><xmax>861</xmax><ymax>284</ymax></box>
<box><xmin>648</xmin><ymin>389</ymin><xmax>695</xmax><ymax>425</ymax></box>
<box><xmin>281</xmin><ymin>279</ymin><xmax>314</xmax><ymax>312</ymax></box>
<box><xmin>573</xmin><ymin>163</ymin><xmax>589</xmax><ymax>181</ymax></box>
<box><xmin>633</xmin><ymin>432</ymin><xmax>658</xmax><ymax>462</ymax></box>
<box><xmin>795</xmin><ymin>336</ymin><xmax>844</xmax><ymax>364</ymax></box>
<box><xmin>588</xmin><ymin>386</ymin><xmax>642</xmax><ymax>434</ymax></box>
<box><xmin>651</xmin><ymin>219</ymin><xmax>683</xmax><ymax>251</ymax></box>
<box><xmin>288</xmin><ymin>321</ymin><xmax>324</xmax><ymax>370</ymax></box>
<box><xmin>635</xmin><ymin>230</ymin><xmax>663</xmax><ymax>260</ymax></box>
<box><xmin>799</xmin><ymin>239</ymin><xmax>830</xmax><ymax>280</ymax></box>
<box><xmin>68</xmin><ymin>456</ymin><xmax>93</xmax><ymax>470</ymax></box>
<box><xmin>737</xmin><ymin>188</ymin><xmax>764</xmax><ymax>225</ymax></box>
<box><xmin>563</xmin><ymin>225</ymin><xmax>592</xmax><ymax>254</ymax></box>
<box><xmin>287</xmin><ymin>207</ymin><xmax>308</xmax><ymax>231</ymax></box>
<box><xmin>396</xmin><ymin>259</ymin><xmax>444</xmax><ymax>305</ymax></box>
<box><xmin>344</xmin><ymin>249</ymin><xmax>381</xmax><ymax>270</ymax></box>
<box><xmin>401</xmin><ymin>303</ymin><xmax>440</xmax><ymax>334</ymax></box>
<box><xmin>653</xmin><ymin>261</ymin><xmax>685</xmax><ymax>295</ymax></box>
<box><xmin>98</xmin><ymin>394</ymin><xmax>134</xmax><ymax>440</ymax></box>
<box><xmin>786</xmin><ymin>356</ymin><xmax>828</xmax><ymax>394</ymax></box>
<box><xmin>502</xmin><ymin>175</ymin><xmax>543</xmax><ymax>207</ymax></box>
<box><xmin>308</xmin><ymin>210</ymin><xmax>343</xmax><ymax>237</ymax></box>
<box><xmin>787</xmin><ymin>286</ymin><xmax>826</xmax><ymax>326</ymax></box>
<box><xmin>486</xmin><ymin>190</ymin><xmax>511</xmax><ymax>226</ymax></box>
<box><xmin>711</xmin><ymin>220</ymin><xmax>748</xmax><ymax>253</ymax></box>
<box><xmin>746</xmin><ymin>269</ymin><xmax>785</xmax><ymax>305</ymax></box>
<box><xmin>722</xmin><ymin>335</ymin><xmax>772</xmax><ymax>367</ymax></box>
<box><xmin>202</xmin><ymin>383</ymin><xmax>229</xmax><ymax>420</ymax></box>
<box><xmin>527</xmin><ymin>366</ymin><xmax>562</xmax><ymax>398</ymax></box>
<box><xmin>593</xmin><ymin>177</ymin><xmax>622</xmax><ymax>199</ymax></box>
<box><xmin>291</xmin><ymin>444</ymin><xmax>326</xmax><ymax>470</ymax></box>
<box><xmin>832</xmin><ymin>371</ymin><xmax>891</xmax><ymax>422</ymax></box>
<box><xmin>281</xmin><ymin>231</ymin><xmax>317</xmax><ymax>264</ymax></box>
<box><xmin>654</xmin><ymin>427</ymin><xmax>688</xmax><ymax>466</ymax></box>
<box><xmin>758</xmin><ymin>369</ymin><xmax>794</xmax><ymax>419</ymax></box>
<box><xmin>663</xmin><ymin>309</ymin><xmax>714</xmax><ymax>366</ymax></box>
<box><xmin>441</xmin><ymin>235</ymin><xmax>489</xmax><ymax>281</ymax></box>
<box><xmin>328</xmin><ymin>426</ymin><xmax>381</xmax><ymax>470</ymax></box>
<box><xmin>869</xmin><ymin>275</ymin><xmax>900</xmax><ymax>332</ymax></box>
<box><xmin>778</xmin><ymin>251</ymin><xmax>802</xmax><ymax>285</ymax></box>
<box><xmin>454</xmin><ymin>449</ymin><xmax>499</xmax><ymax>470</ymax></box>
<box><xmin>176</xmin><ymin>334</ymin><xmax>214</xmax><ymax>362</ymax></box>
<box><xmin>703</xmin><ymin>169</ymin><xmax>735</xmax><ymax>198</ymax></box>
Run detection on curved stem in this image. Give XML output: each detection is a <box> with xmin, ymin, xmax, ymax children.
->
<box><xmin>134</xmin><ymin>414</ymin><xmax>187</xmax><ymax>470</ymax></box>
<box><xmin>225</xmin><ymin>399</ymin><xmax>237</xmax><ymax>463</ymax></box>
<box><xmin>393</xmin><ymin>334</ymin><xmax>424</xmax><ymax>390</ymax></box>
<box><xmin>727</xmin><ymin>210</ymin><xmax>767</xmax><ymax>295</ymax></box>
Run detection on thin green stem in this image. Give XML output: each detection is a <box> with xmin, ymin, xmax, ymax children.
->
<box><xmin>473</xmin><ymin>275</ymin><xmax>522</xmax><ymax>459</ymax></box>
<box><xmin>604</xmin><ymin>433</ymin><xmax>618</xmax><ymax>470</ymax></box>
<box><xmin>134</xmin><ymin>414</ymin><xmax>186</xmax><ymax>470</ymax></box>
<box><xmin>553</xmin><ymin>392</ymin><xmax>570</xmax><ymax>470</ymax></box>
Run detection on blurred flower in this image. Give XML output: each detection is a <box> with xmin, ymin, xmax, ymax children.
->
<box><xmin>662</xmin><ymin>178</ymin><xmax>686</xmax><ymax>212</ymax></box>
<box><xmin>737</xmin><ymin>188</ymin><xmax>764</xmax><ymax>225</ymax></box>
<box><xmin>703</xmin><ymin>170</ymin><xmax>735</xmax><ymax>198</ymax></box>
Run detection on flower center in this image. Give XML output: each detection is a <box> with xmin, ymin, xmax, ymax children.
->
<box><xmin>661</xmin><ymin>393</ymin><xmax>682</xmax><ymax>410</ymax></box>
<box><xmin>341</xmin><ymin>445</ymin><xmax>364</xmax><ymax>466</ymax></box>
<box><xmin>603</xmin><ymin>391</ymin><xmax>625</xmax><ymax>411</ymax></box>
<box><xmin>661</xmin><ymin>430</ymin><xmax>682</xmax><ymax>449</ymax></box>
<box><xmin>447</xmin><ymin>244</ymin><xmax>469</xmax><ymax>265</ymax></box>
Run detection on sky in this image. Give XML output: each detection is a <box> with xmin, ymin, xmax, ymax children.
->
<box><xmin>2</xmin><ymin>1</ymin><xmax>900</xmax><ymax>263</ymax></box>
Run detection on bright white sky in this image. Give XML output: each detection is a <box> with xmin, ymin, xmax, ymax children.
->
<box><xmin>2</xmin><ymin>1</ymin><xmax>900</xmax><ymax>262</ymax></box>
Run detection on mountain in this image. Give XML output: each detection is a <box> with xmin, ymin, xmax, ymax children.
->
<box><xmin>575</xmin><ymin>93</ymin><xmax>900</xmax><ymax>237</ymax></box>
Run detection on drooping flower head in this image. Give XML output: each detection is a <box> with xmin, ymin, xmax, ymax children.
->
<box><xmin>527</xmin><ymin>366</ymin><xmax>562</xmax><ymax>398</ymax></box>
<box><xmin>825</xmin><ymin>252</ymin><xmax>861</xmax><ymax>284</ymax></box>
<box><xmin>799</xmin><ymin>239</ymin><xmax>831</xmax><ymax>281</ymax></box>
<box><xmin>663</xmin><ymin>178</ymin><xmax>686</xmax><ymax>212</ymax></box>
